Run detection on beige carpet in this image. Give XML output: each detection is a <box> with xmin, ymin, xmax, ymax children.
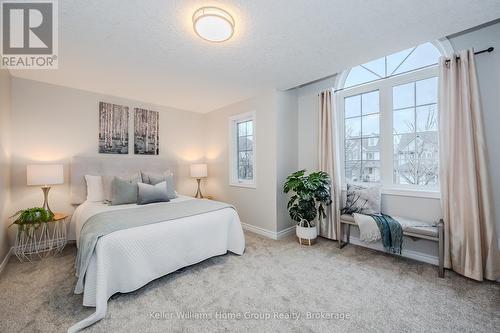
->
<box><xmin>0</xmin><ymin>231</ymin><xmax>498</xmax><ymax>333</ymax></box>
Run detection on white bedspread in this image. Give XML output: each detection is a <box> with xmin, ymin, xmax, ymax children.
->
<box><xmin>68</xmin><ymin>196</ymin><xmax>245</xmax><ymax>332</ymax></box>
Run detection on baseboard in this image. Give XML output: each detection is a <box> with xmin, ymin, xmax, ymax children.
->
<box><xmin>344</xmin><ymin>235</ymin><xmax>439</xmax><ymax>266</ymax></box>
<box><xmin>277</xmin><ymin>225</ymin><xmax>296</xmax><ymax>239</ymax></box>
<box><xmin>241</xmin><ymin>223</ymin><xmax>295</xmax><ymax>240</ymax></box>
<box><xmin>0</xmin><ymin>247</ymin><xmax>12</xmax><ymax>275</ymax></box>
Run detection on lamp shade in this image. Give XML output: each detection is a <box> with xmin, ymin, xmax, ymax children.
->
<box><xmin>190</xmin><ymin>164</ymin><xmax>208</xmax><ymax>178</ymax></box>
<box><xmin>27</xmin><ymin>164</ymin><xmax>64</xmax><ymax>186</ymax></box>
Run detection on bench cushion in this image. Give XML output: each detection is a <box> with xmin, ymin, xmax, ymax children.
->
<box><xmin>340</xmin><ymin>214</ymin><xmax>438</xmax><ymax>238</ymax></box>
<box><xmin>340</xmin><ymin>214</ymin><xmax>355</xmax><ymax>223</ymax></box>
<box><xmin>404</xmin><ymin>225</ymin><xmax>438</xmax><ymax>238</ymax></box>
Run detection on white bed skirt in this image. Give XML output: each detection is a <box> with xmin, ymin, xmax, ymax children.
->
<box><xmin>68</xmin><ymin>205</ymin><xmax>245</xmax><ymax>332</ymax></box>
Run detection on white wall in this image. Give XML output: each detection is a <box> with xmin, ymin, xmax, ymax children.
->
<box><xmin>0</xmin><ymin>70</ymin><xmax>11</xmax><ymax>262</ymax></box>
<box><xmin>9</xmin><ymin>78</ymin><xmax>206</xmax><ymax>240</ymax></box>
<box><xmin>276</xmin><ymin>90</ymin><xmax>299</xmax><ymax>232</ymax></box>
<box><xmin>204</xmin><ymin>88</ymin><xmax>299</xmax><ymax>235</ymax></box>
<box><xmin>204</xmin><ymin>90</ymin><xmax>278</xmax><ymax>232</ymax></box>
<box><xmin>448</xmin><ymin>21</ymin><xmax>500</xmax><ymax>238</ymax></box>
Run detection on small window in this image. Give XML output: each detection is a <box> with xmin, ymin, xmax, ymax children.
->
<box><xmin>229</xmin><ymin>112</ymin><xmax>256</xmax><ymax>188</ymax></box>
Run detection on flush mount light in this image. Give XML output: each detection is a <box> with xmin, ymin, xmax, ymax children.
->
<box><xmin>192</xmin><ymin>7</ymin><xmax>235</xmax><ymax>42</ymax></box>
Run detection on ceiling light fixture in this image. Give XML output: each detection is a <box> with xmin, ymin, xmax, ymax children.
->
<box><xmin>192</xmin><ymin>7</ymin><xmax>235</xmax><ymax>42</ymax></box>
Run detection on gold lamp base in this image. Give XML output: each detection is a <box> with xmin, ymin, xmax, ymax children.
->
<box><xmin>194</xmin><ymin>178</ymin><xmax>204</xmax><ymax>199</ymax></box>
<box><xmin>41</xmin><ymin>186</ymin><xmax>54</xmax><ymax>215</ymax></box>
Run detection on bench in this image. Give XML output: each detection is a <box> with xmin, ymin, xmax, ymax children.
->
<box><xmin>338</xmin><ymin>214</ymin><xmax>444</xmax><ymax>278</ymax></box>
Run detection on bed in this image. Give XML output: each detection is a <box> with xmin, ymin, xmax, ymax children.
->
<box><xmin>67</xmin><ymin>157</ymin><xmax>245</xmax><ymax>332</ymax></box>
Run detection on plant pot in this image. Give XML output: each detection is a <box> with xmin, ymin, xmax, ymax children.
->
<box><xmin>296</xmin><ymin>224</ymin><xmax>317</xmax><ymax>246</ymax></box>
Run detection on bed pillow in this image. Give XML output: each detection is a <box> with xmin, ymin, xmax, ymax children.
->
<box><xmin>141</xmin><ymin>171</ymin><xmax>177</xmax><ymax>199</ymax></box>
<box><xmin>341</xmin><ymin>183</ymin><xmax>381</xmax><ymax>215</ymax></box>
<box><xmin>103</xmin><ymin>173</ymin><xmax>141</xmax><ymax>202</ymax></box>
<box><xmin>137</xmin><ymin>181</ymin><xmax>170</xmax><ymax>205</ymax></box>
<box><xmin>85</xmin><ymin>175</ymin><xmax>105</xmax><ymax>202</ymax></box>
<box><xmin>110</xmin><ymin>176</ymin><xmax>140</xmax><ymax>206</ymax></box>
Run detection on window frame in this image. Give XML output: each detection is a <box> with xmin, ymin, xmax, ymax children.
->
<box><xmin>337</xmin><ymin>65</ymin><xmax>440</xmax><ymax>198</ymax></box>
<box><xmin>228</xmin><ymin>111</ymin><xmax>257</xmax><ymax>188</ymax></box>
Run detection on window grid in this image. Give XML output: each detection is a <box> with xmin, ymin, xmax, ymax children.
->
<box><xmin>344</xmin><ymin>42</ymin><xmax>441</xmax><ymax>89</ymax></box>
<box><xmin>344</xmin><ymin>90</ymin><xmax>380</xmax><ymax>184</ymax></box>
<box><xmin>236</xmin><ymin>120</ymin><xmax>253</xmax><ymax>181</ymax></box>
<box><xmin>393</xmin><ymin>78</ymin><xmax>438</xmax><ymax>187</ymax></box>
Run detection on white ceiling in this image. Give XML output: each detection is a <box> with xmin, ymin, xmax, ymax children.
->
<box><xmin>10</xmin><ymin>0</ymin><xmax>500</xmax><ymax>113</ymax></box>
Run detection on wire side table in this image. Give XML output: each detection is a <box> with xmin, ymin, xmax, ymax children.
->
<box><xmin>13</xmin><ymin>213</ymin><xmax>68</xmax><ymax>262</ymax></box>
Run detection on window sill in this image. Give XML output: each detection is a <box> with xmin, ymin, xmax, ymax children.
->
<box><xmin>341</xmin><ymin>186</ymin><xmax>440</xmax><ymax>199</ymax></box>
<box><xmin>381</xmin><ymin>187</ymin><xmax>440</xmax><ymax>199</ymax></box>
<box><xmin>229</xmin><ymin>182</ymin><xmax>256</xmax><ymax>189</ymax></box>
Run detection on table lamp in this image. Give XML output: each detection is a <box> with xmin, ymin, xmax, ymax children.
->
<box><xmin>190</xmin><ymin>163</ymin><xmax>207</xmax><ymax>199</ymax></box>
<box><xmin>27</xmin><ymin>164</ymin><xmax>64</xmax><ymax>215</ymax></box>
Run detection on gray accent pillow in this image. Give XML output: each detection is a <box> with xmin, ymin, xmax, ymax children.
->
<box><xmin>110</xmin><ymin>176</ymin><xmax>140</xmax><ymax>206</ymax></box>
<box><xmin>341</xmin><ymin>184</ymin><xmax>381</xmax><ymax>215</ymax></box>
<box><xmin>103</xmin><ymin>173</ymin><xmax>141</xmax><ymax>202</ymax></box>
<box><xmin>137</xmin><ymin>181</ymin><xmax>170</xmax><ymax>205</ymax></box>
<box><xmin>141</xmin><ymin>171</ymin><xmax>177</xmax><ymax>199</ymax></box>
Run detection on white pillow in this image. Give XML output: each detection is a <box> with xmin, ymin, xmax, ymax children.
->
<box><xmin>85</xmin><ymin>175</ymin><xmax>105</xmax><ymax>202</ymax></box>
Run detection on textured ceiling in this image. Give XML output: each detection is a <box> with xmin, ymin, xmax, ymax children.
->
<box><xmin>9</xmin><ymin>0</ymin><xmax>500</xmax><ymax>113</ymax></box>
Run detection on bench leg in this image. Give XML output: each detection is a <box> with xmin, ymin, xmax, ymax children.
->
<box><xmin>338</xmin><ymin>223</ymin><xmax>350</xmax><ymax>249</ymax></box>
<box><xmin>337</xmin><ymin>222</ymin><xmax>342</xmax><ymax>248</ymax></box>
<box><xmin>438</xmin><ymin>219</ymin><xmax>444</xmax><ymax>278</ymax></box>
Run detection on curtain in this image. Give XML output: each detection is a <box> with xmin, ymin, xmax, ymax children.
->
<box><xmin>438</xmin><ymin>49</ymin><xmax>500</xmax><ymax>281</ymax></box>
<box><xmin>318</xmin><ymin>90</ymin><xmax>341</xmax><ymax>240</ymax></box>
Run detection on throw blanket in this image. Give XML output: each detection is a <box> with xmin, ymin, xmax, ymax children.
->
<box><xmin>353</xmin><ymin>213</ymin><xmax>403</xmax><ymax>254</ymax></box>
<box><xmin>353</xmin><ymin>213</ymin><xmax>381</xmax><ymax>242</ymax></box>
<box><xmin>371</xmin><ymin>214</ymin><xmax>403</xmax><ymax>254</ymax></box>
<box><xmin>75</xmin><ymin>199</ymin><xmax>233</xmax><ymax>293</ymax></box>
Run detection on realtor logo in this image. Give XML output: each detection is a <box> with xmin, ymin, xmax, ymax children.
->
<box><xmin>1</xmin><ymin>0</ymin><xmax>58</xmax><ymax>69</ymax></box>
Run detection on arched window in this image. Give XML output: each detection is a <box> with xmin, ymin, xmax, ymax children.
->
<box><xmin>338</xmin><ymin>41</ymin><xmax>446</xmax><ymax>194</ymax></box>
<box><xmin>344</xmin><ymin>42</ymin><xmax>441</xmax><ymax>88</ymax></box>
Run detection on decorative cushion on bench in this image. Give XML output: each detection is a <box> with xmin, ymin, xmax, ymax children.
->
<box><xmin>340</xmin><ymin>214</ymin><xmax>438</xmax><ymax>238</ymax></box>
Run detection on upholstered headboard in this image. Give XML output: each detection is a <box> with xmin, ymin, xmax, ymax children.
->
<box><xmin>70</xmin><ymin>156</ymin><xmax>176</xmax><ymax>205</ymax></box>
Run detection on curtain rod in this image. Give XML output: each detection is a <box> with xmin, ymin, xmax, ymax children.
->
<box><xmin>445</xmin><ymin>46</ymin><xmax>494</xmax><ymax>63</ymax></box>
<box><xmin>330</xmin><ymin>46</ymin><xmax>495</xmax><ymax>93</ymax></box>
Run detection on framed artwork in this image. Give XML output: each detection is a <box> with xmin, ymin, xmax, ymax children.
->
<box><xmin>98</xmin><ymin>102</ymin><xmax>129</xmax><ymax>154</ymax></box>
<box><xmin>134</xmin><ymin>108</ymin><xmax>159</xmax><ymax>155</ymax></box>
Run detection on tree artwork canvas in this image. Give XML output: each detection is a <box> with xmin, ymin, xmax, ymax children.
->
<box><xmin>98</xmin><ymin>102</ymin><xmax>129</xmax><ymax>154</ymax></box>
<box><xmin>134</xmin><ymin>108</ymin><xmax>159</xmax><ymax>155</ymax></box>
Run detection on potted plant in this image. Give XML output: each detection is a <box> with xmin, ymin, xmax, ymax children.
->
<box><xmin>9</xmin><ymin>207</ymin><xmax>54</xmax><ymax>234</ymax></box>
<box><xmin>283</xmin><ymin>170</ymin><xmax>332</xmax><ymax>245</ymax></box>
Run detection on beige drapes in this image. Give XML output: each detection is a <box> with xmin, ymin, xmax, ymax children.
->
<box><xmin>438</xmin><ymin>49</ymin><xmax>500</xmax><ymax>281</ymax></box>
<box><xmin>318</xmin><ymin>90</ymin><xmax>341</xmax><ymax>240</ymax></box>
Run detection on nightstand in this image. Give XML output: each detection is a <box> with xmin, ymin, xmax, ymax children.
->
<box><xmin>13</xmin><ymin>212</ymin><xmax>69</xmax><ymax>262</ymax></box>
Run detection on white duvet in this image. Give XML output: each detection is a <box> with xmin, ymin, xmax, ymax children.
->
<box><xmin>68</xmin><ymin>196</ymin><xmax>245</xmax><ymax>332</ymax></box>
